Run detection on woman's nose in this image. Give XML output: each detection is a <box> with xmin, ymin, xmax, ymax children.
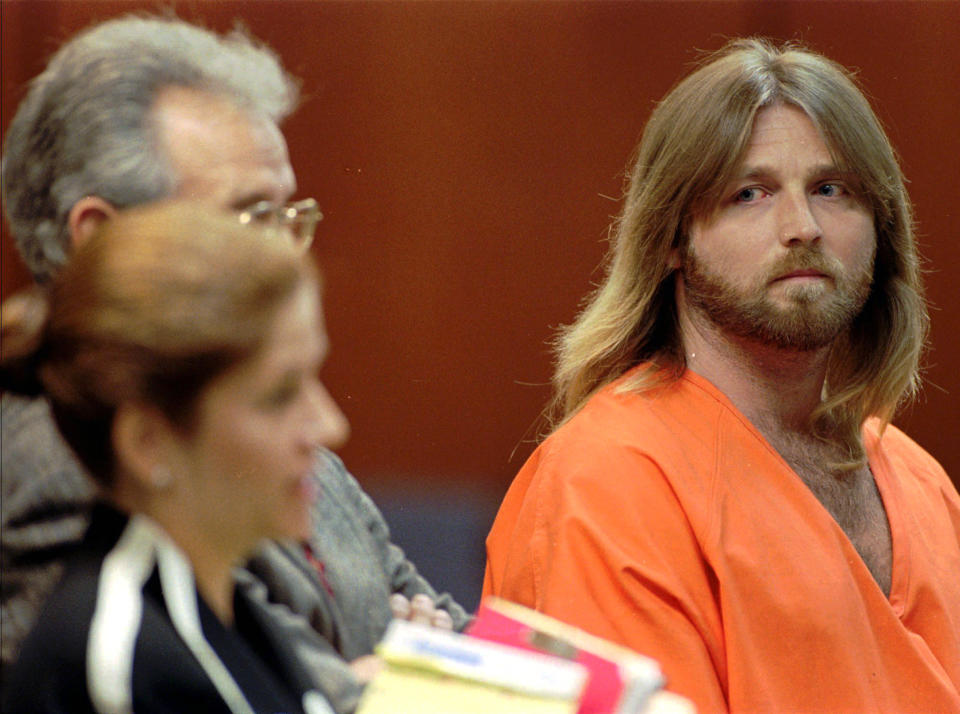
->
<box><xmin>302</xmin><ymin>380</ymin><xmax>350</xmax><ymax>451</ymax></box>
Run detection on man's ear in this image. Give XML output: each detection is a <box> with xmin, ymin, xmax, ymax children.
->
<box><xmin>112</xmin><ymin>402</ymin><xmax>179</xmax><ymax>492</ymax></box>
<box><xmin>68</xmin><ymin>196</ymin><xmax>118</xmax><ymax>251</ymax></box>
<box><xmin>667</xmin><ymin>247</ymin><xmax>682</xmax><ymax>270</ymax></box>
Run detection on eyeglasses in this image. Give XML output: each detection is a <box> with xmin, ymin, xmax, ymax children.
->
<box><xmin>237</xmin><ymin>198</ymin><xmax>322</xmax><ymax>251</ymax></box>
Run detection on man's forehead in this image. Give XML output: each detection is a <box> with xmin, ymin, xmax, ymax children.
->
<box><xmin>732</xmin><ymin>105</ymin><xmax>841</xmax><ymax>174</ymax></box>
<box><xmin>152</xmin><ymin>86</ymin><xmax>295</xmax><ymax>208</ymax></box>
<box><xmin>152</xmin><ymin>85</ymin><xmax>243</xmax><ymax>129</ymax></box>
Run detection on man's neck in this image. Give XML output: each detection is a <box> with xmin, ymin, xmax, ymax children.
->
<box><xmin>674</xmin><ymin>299</ymin><xmax>892</xmax><ymax>595</ymax></box>
<box><xmin>679</xmin><ymin>313</ymin><xmax>831</xmax><ymax>435</ymax></box>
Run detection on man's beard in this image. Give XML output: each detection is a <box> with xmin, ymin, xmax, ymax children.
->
<box><xmin>681</xmin><ymin>246</ymin><xmax>875</xmax><ymax>351</ymax></box>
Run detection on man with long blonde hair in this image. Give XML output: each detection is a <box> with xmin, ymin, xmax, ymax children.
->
<box><xmin>484</xmin><ymin>38</ymin><xmax>960</xmax><ymax>712</ymax></box>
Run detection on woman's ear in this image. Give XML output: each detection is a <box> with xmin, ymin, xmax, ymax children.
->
<box><xmin>112</xmin><ymin>402</ymin><xmax>179</xmax><ymax>492</ymax></box>
<box><xmin>67</xmin><ymin>196</ymin><xmax>118</xmax><ymax>252</ymax></box>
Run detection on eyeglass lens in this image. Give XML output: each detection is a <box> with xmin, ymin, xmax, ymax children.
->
<box><xmin>239</xmin><ymin>199</ymin><xmax>322</xmax><ymax>250</ymax></box>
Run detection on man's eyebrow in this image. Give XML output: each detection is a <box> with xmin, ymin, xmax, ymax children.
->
<box><xmin>230</xmin><ymin>193</ymin><xmax>275</xmax><ymax>211</ymax></box>
<box><xmin>809</xmin><ymin>164</ymin><xmax>858</xmax><ymax>181</ymax></box>
<box><xmin>230</xmin><ymin>188</ymin><xmax>297</xmax><ymax>211</ymax></box>
<box><xmin>730</xmin><ymin>163</ymin><xmax>850</xmax><ymax>182</ymax></box>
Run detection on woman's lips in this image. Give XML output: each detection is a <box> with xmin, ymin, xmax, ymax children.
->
<box><xmin>294</xmin><ymin>473</ymin><xmax>319</xmax><ymax>503</ymax></box>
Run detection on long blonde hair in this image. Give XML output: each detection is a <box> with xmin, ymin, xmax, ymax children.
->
<box><xmin>551</xmin><ymin>38</ymin><xmax>927</xmax><ymax>465</ymax></box>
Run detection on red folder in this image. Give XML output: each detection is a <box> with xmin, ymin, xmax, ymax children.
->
<box><xmin>466</xmin><ymin>597</ymin><xmax>664</xmax><ymax>714</ymax></box>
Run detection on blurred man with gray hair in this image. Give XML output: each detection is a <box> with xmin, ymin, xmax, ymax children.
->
<box><xmin>1</xmin><ymin>13</ymin><xmax>467</xmax><ymax>711</ymax></box>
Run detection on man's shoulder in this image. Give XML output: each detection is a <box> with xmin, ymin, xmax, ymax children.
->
<box><xmin>1</xmin><ymin>393</ymin><xmax>80</xmax><ymax>469</ymax></box>
<box><xmin>2</xmin><ymin>392</ymin><xmax>57</xmax><ymax>439</ymax></box>
<box><xmin>307</xmin><ymin>447</ymin><xmax>376</xmax><ymax>523</ymax></box>
<box><xmin>866</xmin><ymin>419</ymin><xmax>954</xmax><ymax>489</ymax></box>
<box><xmin>1</xmin><ymin>392</ymin><xmax>96</xmax><ymax>515</ymax></box>
<box><xmin>548</xmin><ymin>367</ymin><xmax>732</xmax><ymax>454</ymax></box>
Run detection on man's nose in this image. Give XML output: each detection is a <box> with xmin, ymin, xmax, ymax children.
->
<box><xmin>778</xmin><ymin>191</ymin><xmax>822</xmax><ymax>246</ymax></box>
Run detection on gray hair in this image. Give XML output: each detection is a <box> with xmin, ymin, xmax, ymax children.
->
<box><xmin>1</xmin><ymin>13</ymin><xmax>299</xmax><ymax>283</ymax></box>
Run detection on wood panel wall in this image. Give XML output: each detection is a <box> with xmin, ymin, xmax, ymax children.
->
<box><xmin>3</xmin><ymin>1</ymin><xmax>958</xmax><ymax>506</ymax></box>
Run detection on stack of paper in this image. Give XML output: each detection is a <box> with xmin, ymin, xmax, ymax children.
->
<box><xmin>357</xmin><ymin>598</ymin><xmax>665</xmax><ymax>713</ymax></box>
<box><xmin>357</xmin><ymin>618</ymin><xmax>588</xmax><ymax>714</ymax></box>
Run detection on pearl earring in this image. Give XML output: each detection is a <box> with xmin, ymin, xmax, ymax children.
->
<box><xmin>151</xmin><ymin>465</ymin><xmax>173</xmax><ymax>490</ymax></box>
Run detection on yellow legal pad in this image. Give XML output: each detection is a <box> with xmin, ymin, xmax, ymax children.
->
<box><xmin>359</xmin><ymin>667</ymin><xmax>579</xmax><ymax>714</ymax></box>
<box><xmin>356</xmin><ymin>620</ymin><xmax>586</xmax><ymax>714</ymax></box>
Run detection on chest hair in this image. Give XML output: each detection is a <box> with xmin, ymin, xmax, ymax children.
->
<box><xmin>763</xmin><ymin>430</ymin><xmax>893</xmax><ymax>596</ymax></box>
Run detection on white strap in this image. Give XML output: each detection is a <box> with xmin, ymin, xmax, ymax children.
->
<box><xmin>86</xmin><ymin>515</ymin><xmax>160</xmax><ymax>714</ymax></box>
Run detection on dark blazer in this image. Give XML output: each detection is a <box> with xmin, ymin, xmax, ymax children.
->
<box><xmin>1</xmin><ymin>394</ymin><xmax>470</xmax><ymax>712</ymax></box>
<box><xmin>3</xmin><ymin>504</ymin><xmax>334</xmax><ymax>714</ymax></box>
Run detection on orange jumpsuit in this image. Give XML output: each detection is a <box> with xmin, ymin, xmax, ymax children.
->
<box><xmin>484</xmin><ymin>366</ymin><xmax>960</xmax><ymax>713</ymax></box>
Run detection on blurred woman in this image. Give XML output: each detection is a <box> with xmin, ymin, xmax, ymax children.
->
<box><xmin>1</xmin><ymin>202</ymin><xmax>345</xmax><ymax>713</ymax></box>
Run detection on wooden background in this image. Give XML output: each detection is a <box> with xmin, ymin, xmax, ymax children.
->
<box><xmin>3</xmin><ymin>1</ymin><xmax>958</xmax><ymax>606</ymax></box>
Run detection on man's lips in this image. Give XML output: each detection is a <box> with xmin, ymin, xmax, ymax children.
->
<box><xmin>774</xmin><ymin>268</ymin><xmax>829</xmax><ymax>281</ymax></box>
